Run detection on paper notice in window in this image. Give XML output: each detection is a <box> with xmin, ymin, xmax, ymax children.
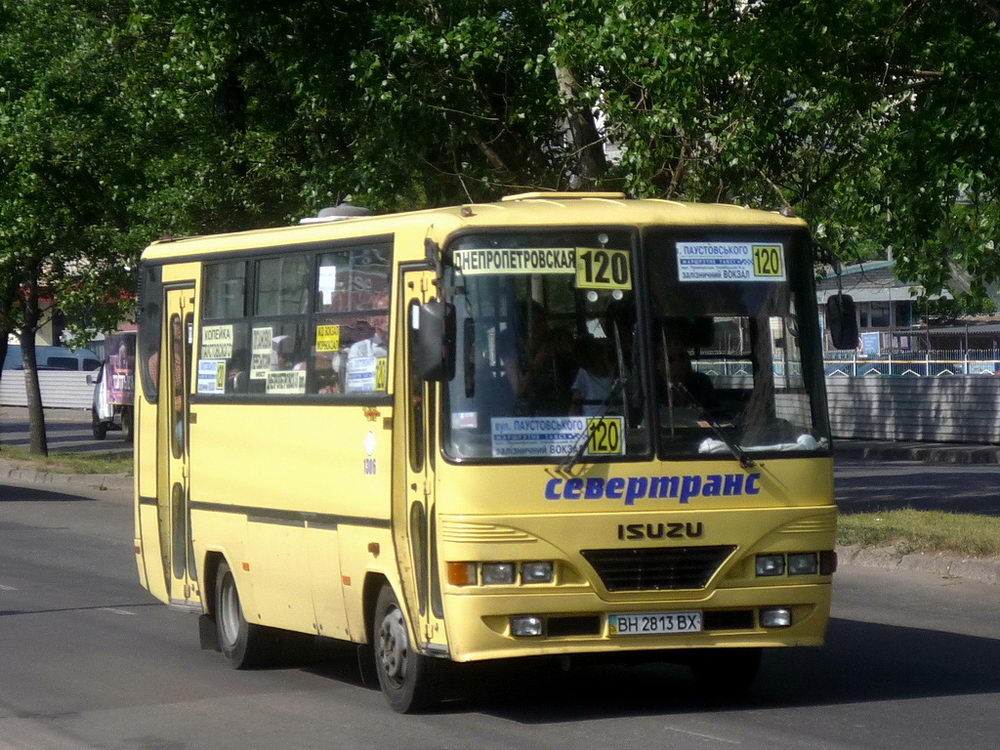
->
<box><xmin>315</xmin><ymin>324</ymin><xmax>341</xmax><ymax>352</ymax></box>
<box><xmin>318</xmin><ymin>265</ymin><xmax>337</xmax><ymax>306</ymax></box>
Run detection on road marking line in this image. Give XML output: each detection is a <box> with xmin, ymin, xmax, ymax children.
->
<box><xmin>669</xmin><ymin>727</ymin><xmax>741</xmax><ymax>745</ymax></box>
<box><xmin>101</xmin><ymin>608</ymin><xmax>137</xmax><ymax>616</ymax></box>
<box><xmin>0</xmin><ymin>585</ymin><xmax>18</xmax><ymax>591</ymax></box>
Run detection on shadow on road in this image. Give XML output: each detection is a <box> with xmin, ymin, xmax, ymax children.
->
<box><xmin>0</xmin><ymin>422</ymin><xmax>95</xmax><ymax>435</ymax></box>
<box><xmin>0</xmin><ymin>483</ymin><xmax>96</xmax><ymax>502</ymax></box>
<box><xmin>301</xmin><ymin>616</ymin><xmax>1000</xmax><ymax>720</ymax></box>
<box><xmin>0</xmin><ymin>440</ymin><xmax>132</xmax><ymax>454</ymax></box>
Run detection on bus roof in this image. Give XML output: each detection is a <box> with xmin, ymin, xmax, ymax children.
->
<box><xmin>140</xmin><ymin>194</ymin><xmax>808</xmax><ymax>263</ymax></box>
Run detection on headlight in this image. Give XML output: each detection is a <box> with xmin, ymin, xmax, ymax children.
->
<box><xmin>521</xmin><ymin>561</ymin><xmax>554</xmax><ymax>584</ymax></box>
<box><xmin>755</xmin><ymin>554</ymin><xmax>785</xmax><ymax>576</ymax></box>
<box><xmin>482</xmin><ymin>562</ymin><xmax>516</xmax><ymax>585</ymax></box>
<box><xmin>787</xmin><ymin>553</ymin><xmax>818</xmax><ymax>575</ymax></box>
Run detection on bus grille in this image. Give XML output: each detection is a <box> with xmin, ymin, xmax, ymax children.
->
<box><xmin>580</xmin><ymin>545</ymin><xmax>736</xmax><ymax>591</ymax></box>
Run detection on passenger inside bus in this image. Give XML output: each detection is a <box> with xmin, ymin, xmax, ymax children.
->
<box><xmin>497</xmin><ymin>300</ymin><xmax>575</xmax><ymax>416</ymax></box>
<box><xmin>659</xmin><ymin>335</ymin><xmax>717</xmax><ymax>411</ymax></box>
<box><xmin>571</xmin><ymin>335</ymin><xmax>614</xmax><ymax>416</ymax></box>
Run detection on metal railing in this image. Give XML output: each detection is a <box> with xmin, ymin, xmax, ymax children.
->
<box><xmin>689</xmin><ymin>350</ymin><xmax>1000</xmax><ymax>377</ymax></box>
<box><xmin>823</xmin><ymin>349</ymin><xmax>1000</xmax><ymax>377</ymax></box>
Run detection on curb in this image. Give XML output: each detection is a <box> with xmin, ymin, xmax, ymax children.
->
<box><xmin>837</xmin><ymin>544</ymin><xmax>1000</xmax><ymax>585</ymax></box>
<box><xmin>0</xmin><ymin>461</ymin><xmax>132</xmax><ymax>493</ymax></box>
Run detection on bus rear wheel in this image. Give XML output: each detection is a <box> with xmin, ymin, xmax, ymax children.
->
<box><xmin>373</xmin><ymin>585</ymin><xmax>437</xmax><ymax>713</ymax></box>
<box><xmin>215</xmin><ymin>560</ymin><xmax>275</xmax><ymax>669</ymax></box>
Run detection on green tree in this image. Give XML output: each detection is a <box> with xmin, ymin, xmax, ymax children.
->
<box><xmin>0</xmin><ymin>0</ymin><xmax>140</xmax><ymax>453</ymax></box>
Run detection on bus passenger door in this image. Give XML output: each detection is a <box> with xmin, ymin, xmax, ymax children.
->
<box><xmin>398</xmin><ymin>268</ymin><xmax>449</xmax><ymax>655</ymax></box>
<box><xmin>159</xmin><ymin>286</ymin><xmax>198</xmax><ymax>607</ymax></box>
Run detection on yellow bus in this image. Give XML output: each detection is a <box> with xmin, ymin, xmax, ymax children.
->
<box><xmin>134</xmin><ymin>192</ymin><xmax>848</xmax><ymax>712</ymax></box>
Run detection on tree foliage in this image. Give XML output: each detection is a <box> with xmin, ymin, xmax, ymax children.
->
<box><xmin>2</xmin><ymin>0</ymin><xmax>1000</xmax><ymax>331</ymax></box>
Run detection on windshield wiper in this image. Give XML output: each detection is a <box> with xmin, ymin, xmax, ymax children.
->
<box><xmin>672</xmin><ymin>381</ymin><xmax>756</xmax><ymax>470</ymax></box>
<box><xmin>559</xmin><ymin>375</ymin><xmax>626</xmax><ymax>474</ymax></box>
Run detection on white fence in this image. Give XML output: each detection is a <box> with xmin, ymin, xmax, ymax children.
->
<box><xmin>825</xmin><ymin>377</ymin><xmax>1000</xmax><ymax>443</ymax></box>
<box><xmin>1</xmin><ymin>371</ymin><xmax>94</xmax><ymax>409</ymax></box>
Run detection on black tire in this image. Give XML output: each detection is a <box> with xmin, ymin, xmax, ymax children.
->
<box><xmin>373</xmin><ymin>585</ymin><xmax>438</xmax><ymax>713</ymax></box>
<box><xmin>121</xmin><ymin>407</ymin><xmax>134</xmax><ymax>443</ymax></box>
<box><xmin>122</xmin><ymin>406</ymin><xmax>135</xmax><ymax>443</ymax></box>
<box><xmin>689</xmin><ymin>647</ymin><xmax>762</xmax><ymax>699</ymax></box>
<box><xmin>91</xmin><ymin>408</ymin><xmax>108</xmax><ymax>440</ymax></box>
<box><xmin>214</xmin><ymin>560</ymin><xmax>277</xmax><ymax>668</ymax></box>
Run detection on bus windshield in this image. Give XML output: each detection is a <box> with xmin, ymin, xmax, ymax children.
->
<box><xmin>441</xmin><ymin>227</ymin><xmax>829</xmax><ymax>463</ymax></box>
<box><xmin>645</xmin><ymin>229</ymin><xmax>829</xmax><ymax>459</ymax></box>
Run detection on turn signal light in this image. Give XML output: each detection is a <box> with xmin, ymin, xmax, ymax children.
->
<box><xmin>819</xmin><ymin>550</ymin><xmax>838</xmax><ymax>575</ymax></box>
<box><xmin>447</xmin><ymin>562</ymin><xmax>477</xmax><ymax>586</ymax></box>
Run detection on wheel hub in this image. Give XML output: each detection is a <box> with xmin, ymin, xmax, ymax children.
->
<box><xmin>219</xmin><ymin>579</ymin><xmax>240</xmax><ymax>647</ymax></box>
<box><xmin>378</xmin><ymin>608</ymin><xmax>409</xmax><ymax>685</ymax></box>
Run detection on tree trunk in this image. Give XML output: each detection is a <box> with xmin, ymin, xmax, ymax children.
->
<box><xmin>19</xmin><ymin>278</ymin><xmax>48</xmax><ymax>456</ymax></box>
<box><xmin>553</xmin><ymin>62</ymin><xmax>608</xmax><ymax>187</ymax></box>
<box><xmin>0</xmin><ymin>326</ymin><xmax>8</xmax><ymax>384</ymax></box>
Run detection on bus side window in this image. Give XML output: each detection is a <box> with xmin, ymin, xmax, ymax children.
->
<box><xmin>310</xmin><ymin>244</ymin><xmax>391</xmax><ymax>396</ymax></box>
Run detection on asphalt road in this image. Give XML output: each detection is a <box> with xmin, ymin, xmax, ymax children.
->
<box><xmin>1</xmin><ymin>479</ymin><xmax>998</xmax><ymax>749</ymax></box>
<box><xmin>835</xmin><ymin>457</ymin><xmax>1000</xmax><ymax>516</ymax></box>
<box><xmin>0</xmin><ymin>406</ymin><xmax>130</xmax><ymax>455</ymax></box>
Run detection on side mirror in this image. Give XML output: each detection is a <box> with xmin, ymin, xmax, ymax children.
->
<box><xmin>86</xmin><ymin>374</ymin><xmax>95</xmax><ymax>385</ymax></box>
<box><xmin>410</xmin><ymin>299</ymin><xmax>455</xmax><ymax>381</ymax></box>
<box><xmin>826</xmin><ymin>294</ymin><xmax>859</xmax><ymax>350</ymax></box>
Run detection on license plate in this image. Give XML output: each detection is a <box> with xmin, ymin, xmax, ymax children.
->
<box><xmin>609</xmin><ymin>611</ymin><xmax>702</xmax><ymax>636</ymax></box>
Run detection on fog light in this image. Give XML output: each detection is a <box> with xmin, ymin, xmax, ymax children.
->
<box><xmin>447</xmin><ymin>562</ymin><xmax>477</xmax><ymax>586</ymax></box>
<box><xmin>760</xmin><ymin>607</ymin><xmax>793</xmax><ymax>628</ymax></box>
<box><xmin>787</xmin><ymin>553</ymin><xmax>818</xmax><ymax>575</ymax></box>
<box><xmin>482</xmin><ymin>562</ymin><xmax>516</xmax><ymax>585</ymax></box>
<box><xmin>510</xmin><ymin>615</ymin><xmax>544</xmax><ymax>637</ymax></box>
<box><xmin>521</xmin><ymin>561</ymin><xmax>554</xmax><ymax>584</ymax></box>
<box><xmin>755</xmin><ymin>554</ymin><xmax>785</xmax><ymax>576</ymax></box>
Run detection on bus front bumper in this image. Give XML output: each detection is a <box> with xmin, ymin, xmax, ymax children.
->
<box><xmin>439</xmin><ymin>583</ymin><xmax>831</xmax><ymax>662</ymax></box>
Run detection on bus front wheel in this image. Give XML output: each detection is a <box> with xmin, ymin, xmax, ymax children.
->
<box><xmin>215</xmin><ymin>560</ymin><xmax>275</xmax><ymax>669</ymax></box>
<box><xmin>373</xmin><ymin>585</ymin><xmax>437</xmax><ymax>713</ymax></box>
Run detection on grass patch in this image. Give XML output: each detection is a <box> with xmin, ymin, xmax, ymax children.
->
<box><xmin>838</xmin><ymin>510</ymin><xmax>1000</xmax><ymax>558</ymax></box>
<box><xmin>0</xmin><ymin>445</ymin><xmax>133</xmax><ymax>475</ymax></box>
